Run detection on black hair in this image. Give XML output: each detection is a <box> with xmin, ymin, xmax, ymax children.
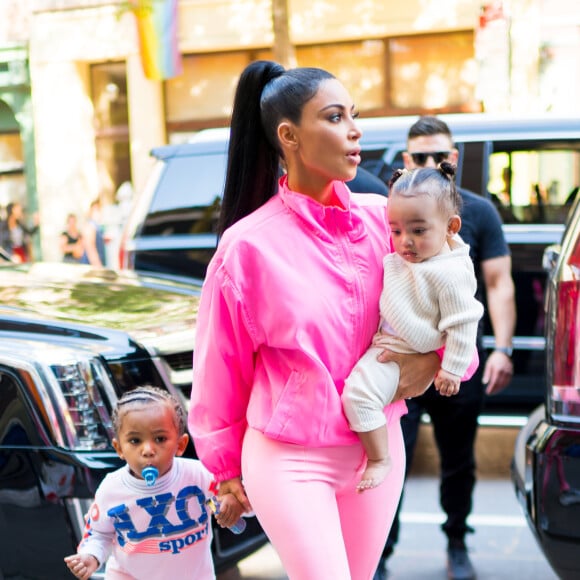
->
<box><xmin>407</xmin><ymin>115</ymin><xmax>454</xmax><ymax>142</ymax></box>
<box><xmin>6</xmin><ymin>202</ymin><xmax>18</xmax><ymax>218</ymax></box>
<box><xmin>112</xmin><ymin>385</ymin><xmax>186</xmax><ymax>436</ymax></box>
<box><xmin>389</xmin><ymin>162</ymin><xmax>462</xmax><ymax>215</ymax></box>
<box><xmin>218</xmin><ymin>60</ymin><xmax>335</xmax><ymax>235</ymax></box>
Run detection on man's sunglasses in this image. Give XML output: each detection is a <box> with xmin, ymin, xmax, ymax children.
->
<box><xmin>409</xmin><ymin>151</ymin><xmax>451</xmax><ymax>166</ymax></box>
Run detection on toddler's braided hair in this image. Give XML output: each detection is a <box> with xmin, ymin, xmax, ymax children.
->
<box><xmin>112</xmin><ymin>385</ymin><xmax>186</xmax><ymax>436</ymax></box>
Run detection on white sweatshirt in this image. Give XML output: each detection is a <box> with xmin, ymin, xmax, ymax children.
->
<box><xmin>77</xmin><ymin>457</ymin><xmax>215</xmax><ymax>579</ymax></box>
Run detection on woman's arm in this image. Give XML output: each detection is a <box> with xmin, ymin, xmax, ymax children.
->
<box><xmin>188</xmin><ymin>262</ymin><xmax>256</xmax><ymax>481</ymax></box>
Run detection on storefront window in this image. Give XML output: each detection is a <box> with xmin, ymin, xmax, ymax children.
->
<box><xmin>165</xmin><ymin>51</ymin><xmax>272</xmax><ymax>138</ymax></box>
<box><xmin>164</xmin><ymin>32</ymin><xmax>479</xmax><ymax>138</ymax></box>
<box><xmin>0</xmin><ymin>128</ymin><xmax>25</xmax><ymax>211</ymax></box>
<box><xmin>90</xmin><ymin>62</ymin><xmax>131</xmax><ymax>204</ymax></box>
<box><xmin>387</xmin><ymin>31</ymin><xmax>479</xmax><ymax>113</ymax></box>
<box><xmin>297</xmin><ymin>41</ymin><xmax>386</xmax><ymax>113</ymax></box>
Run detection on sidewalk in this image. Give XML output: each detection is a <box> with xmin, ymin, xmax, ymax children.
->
<box><xmin>224</xmin><ymin>475</ymin><xmax>557</xmax><ymax>580</ymax></box>
<box><xmin>218</xmin><ymin>425</ymin><xmax>553</xmax><ymax>580</ymax></box>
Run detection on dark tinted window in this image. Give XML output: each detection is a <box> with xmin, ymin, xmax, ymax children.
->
<box><xmin>143</xmin><ymin>153</ymin><xmax>226</xmax><ymax>235</ymax></box>
<box><xmin>0</xmin><ymin>370</ymin><xmax>42</xmax><ymax>448</ymax></box>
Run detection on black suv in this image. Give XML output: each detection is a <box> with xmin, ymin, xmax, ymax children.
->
<box><xmin>119</xmin><ymin>114</ymin><xmax>580</xmax><ymax>420</ymax></box>
<box><xmin>511</xmin><ymin>195</ymin><xmax>580</xmax><ymax>580</ymax></box>
<box><xmin>0</xmin><ymin>259</ymin><xmax>266</xmax><ymax>579</ymax></box>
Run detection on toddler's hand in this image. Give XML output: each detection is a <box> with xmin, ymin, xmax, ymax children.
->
<box><xmin>64</xmin><ymin>553</ymin><xmax>99</xmax><ymax>580</ymax></box>
<box><xmin>215</xmin><ymin>492</ymin><xmax>246</xmax><ymax>529</ymax></box>
<box><xmin>218</xmin><ymin>476</ymin><xmax>252</xmax><ymax>512</ymax></box>
<box><xmin>434</xmin><ymin>369</ymin><xmax>461</xmax><ymax>397</ymax></box>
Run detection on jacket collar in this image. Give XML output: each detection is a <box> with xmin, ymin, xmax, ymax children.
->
<box><xmin>277</xmin><ymin>175</ymin><xmax>366</xmax><ymax>242</ymax></box>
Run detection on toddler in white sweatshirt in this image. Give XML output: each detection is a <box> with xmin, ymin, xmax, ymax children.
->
<box><xmin>64</xmin><ymin>385</ymin><xmax>242</xmax><ymax>580</ymax></box>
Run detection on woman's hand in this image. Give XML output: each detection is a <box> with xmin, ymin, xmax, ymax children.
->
<box><xmin>217</xmin><ymin>476</ymin><xmax>252</xmax><ymax>513</ymax></box>
<box><xmin>377</xmin><ymin>350</ymin><xmax>440</xmax><ymax>401</ymax></box>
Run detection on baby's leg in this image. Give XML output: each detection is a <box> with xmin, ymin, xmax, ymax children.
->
<box><xmin>357</xmin><ymin>425</ymin><xmax>391</xmax><ymax>491</ymax></box>
<box><xmin>342</xmin><ymin>346</ymin><xmax>400</xmax><ymax>491</ymax></box>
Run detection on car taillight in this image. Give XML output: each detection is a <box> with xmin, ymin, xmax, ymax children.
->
<box><xmin>553</xmin><ymin>280</ymin><xmax>579</xmax><ymax>387</ymax></box>
<box><xmin>551</xmin><ymin>236</ymin><xmax>580</xmax><ymax>423</ymax></box>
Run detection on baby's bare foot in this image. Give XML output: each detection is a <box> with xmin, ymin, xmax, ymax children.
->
<box><xmin>357</xmin><ymin>457</ymin><xmax>391</xmax><ymax>492</ymax></box>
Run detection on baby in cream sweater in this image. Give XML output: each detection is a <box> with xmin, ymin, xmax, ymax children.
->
<box><xmin>342</xmin><ymin>162</ymin><xmax>483</xmax><ymax>491</ymax></box>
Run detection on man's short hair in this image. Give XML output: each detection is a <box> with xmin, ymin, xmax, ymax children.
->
<box><xmin>408</xmin><ymin>116</ymin><xmax>454</xmax><ymax>141</ymax></box>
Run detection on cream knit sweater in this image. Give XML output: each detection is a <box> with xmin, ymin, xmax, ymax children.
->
<box><xmin>373</xmin><ymin>237</ymin><xmax>484</xmax><ymax>377</ymax></box>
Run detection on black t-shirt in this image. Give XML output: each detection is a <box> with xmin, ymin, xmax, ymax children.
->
<box><xmin>458</xmin><ymin>187</ymin><xmax>510</xmax><ymax>284</ymax></box>
<box><xmin>458</xmin><ymin>187</ymin><xmax>510</xmax><ymax>345</ymax></box>
<box><xmin>62</xmin><ymin>231</ymin><xmax>81</xmax><ymax>259</ymax></box>
<box><xmin>347</xmin><ymin>166</ymin><xmax>389</xmax><ymax>196</ymax></box>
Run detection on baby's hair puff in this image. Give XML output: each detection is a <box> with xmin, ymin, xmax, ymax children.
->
<box><xmin>112</xmin><ymin>385</ymin><xmax>186</xmax><ymax>437</ymax></box>
<box><xmin>389</xmin><ymin>162</ymin><xmax>462</xmax><ymax>216</ymax></box>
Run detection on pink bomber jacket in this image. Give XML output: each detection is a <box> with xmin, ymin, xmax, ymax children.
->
<box><xmin>188</xmin><ymin>176</ymin><xmax>406</xmax><ymax>482</ymax></box>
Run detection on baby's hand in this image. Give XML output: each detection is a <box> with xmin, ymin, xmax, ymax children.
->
<box><xmin>215</xmin><ymin>492</ymin><xmax>246</xmax><ymax>529</ymax></box>
<box><xmin>64</xmin><ymin>553</ymin><xmax>99</xmax><ymax>580</ymax></box>
<box><xmin>434</xmin><ymin>369</ymin><xmax>461</xmax><ymax>397</ymax></box>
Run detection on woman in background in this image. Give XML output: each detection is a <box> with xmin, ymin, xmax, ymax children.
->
<box><xmin>60</xmin><ymin>213</ymin><xmax>83</xmax><ymax>262</ymax></box>
<box><xmin>0</xmin><ymin>202</ymin><xmax>39</xmax><ymax>262</ymax></box>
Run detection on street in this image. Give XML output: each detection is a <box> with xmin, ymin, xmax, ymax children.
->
<box><xmin>225</xmin><ymin>425</ymin><xmax>558</xmax><ymax>580</ymax></box>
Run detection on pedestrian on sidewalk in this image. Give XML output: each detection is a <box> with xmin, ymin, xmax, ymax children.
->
<box><xmin>60</xmin><ymin>213</ymin><xmax>83</xmax><ymax>262</ymax></box>
<box><xmin>0</xmin><ymin>201</ymin><xmax>39</xmax><ymax>262</ymax></box>
<box><xmin>80</xmin><ymin>199</ymin><xmax>107</xmax><ymax>267</ymax></box>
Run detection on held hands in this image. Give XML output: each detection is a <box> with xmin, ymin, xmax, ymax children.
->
<box><xmin>434</xmin><ymin>369</ymin><xmax>461</xmax><ymax>397</ymax></box>
<box><xmin>64</xmin><ymin>554</ymin><xmax>99</xmax><ymax>580</ymax></box>
<box><xmin>214</xmin><ymin>477</ymin><xmax>252</xmax><ymax>528</ymax></box>
<box><xmin>378</xmin><ymin>350</ymin><xmax>440</xmax><ymax>401</ymax></box>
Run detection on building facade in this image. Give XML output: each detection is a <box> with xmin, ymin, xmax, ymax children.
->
<box><xmin>0</xmin><ymin>0</ymin><xmax>578</xmax><ymax>262</ymax></box>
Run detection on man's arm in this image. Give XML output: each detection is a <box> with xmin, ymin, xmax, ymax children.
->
<box><xmin>481</xmin><ymin>254</ymin><xmax>516</xmax><ymax>395</ymax></box>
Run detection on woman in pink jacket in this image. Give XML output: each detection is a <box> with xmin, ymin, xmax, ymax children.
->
<box><xmin>188</xmin><ymin>60</ymin><xmax>439</xmax><ymax>580</ymax></box>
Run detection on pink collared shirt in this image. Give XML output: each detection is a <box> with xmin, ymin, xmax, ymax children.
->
<box><xmin>188</xmin><ymin>176</ymin><xmax>406</xmax><ymax>482</ymax></box>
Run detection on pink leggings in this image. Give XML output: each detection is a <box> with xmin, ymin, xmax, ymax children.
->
<box><xmin>241</xmin><ymin>420</ymin><xmax>405</xmax><ymax>580</ymax></box>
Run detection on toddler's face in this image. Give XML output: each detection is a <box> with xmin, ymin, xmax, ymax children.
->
<box><xmin>112</xmin><ymin>402</ymin><xmax>188</xmax><ymax>480</ymax></box>
<box><xmin>388</xmin><ymin>194</ymin><xmax>453</xmax><ymax>263</ymax></box>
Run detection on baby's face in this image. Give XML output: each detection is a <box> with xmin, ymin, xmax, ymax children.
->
<box><xmin>388</xmin><ymin>194</ymin><xmax>452</xmax><ymax>263</ymax></box>
<box><xmin>112</xmin><ymin>402</ymin><xmax>188</xmax><ymax>480</ymax></box>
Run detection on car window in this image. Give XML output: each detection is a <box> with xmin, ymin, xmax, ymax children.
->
<box><xmin>143</xmin><ymin>153</ymin><xmax>226</xmax><ymax>236</ymax></box>
<box><xmin>363</xmin><ymin>137</ymin><xmax>580</xmax><ymax>225</ymax></box>
<box><xmin>360</xmin><ymin>147</ymin><xmax>405</xmax><ymax>184</ymax></box>
<box><xmin>488</xmin><ymin>147</ymin><xmax>579</xmax><ymax>225</ymax></box>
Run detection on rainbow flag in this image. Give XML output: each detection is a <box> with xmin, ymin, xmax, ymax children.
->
<box><xmin>132</xmin><ymin>0</ymin><xmax>182</xmax><ymax>81</ymax></box>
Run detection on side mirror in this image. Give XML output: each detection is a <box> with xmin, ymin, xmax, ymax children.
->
<box><xmin>542</xmin><ymin>244</ymin><xmax>561</xmax><ymax>274</ymax></box>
